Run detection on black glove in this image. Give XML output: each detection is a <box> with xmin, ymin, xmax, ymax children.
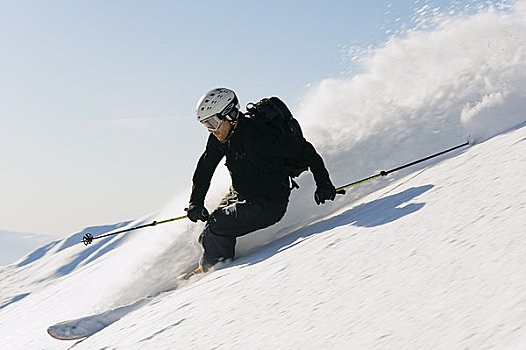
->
<box><xmin>185</xmin><ymin>204</ymin><xmax>209</xmax><ymax>223</ymax></box>
<box><xmin>314</xmin><ymin>181</ymin><xmax>337</xmax><ymax>205</ymax></box>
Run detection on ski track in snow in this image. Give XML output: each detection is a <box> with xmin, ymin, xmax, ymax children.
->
<box><xmin>1</xmin><ymin>1</ymin><xmax>526</xmax><ymax>349</ymax></box>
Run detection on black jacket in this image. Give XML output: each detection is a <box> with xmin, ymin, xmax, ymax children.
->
<box><xmin>190</xmin><ymin>116</ymin><xmax>331</xmax><ymax>205</ymax></box>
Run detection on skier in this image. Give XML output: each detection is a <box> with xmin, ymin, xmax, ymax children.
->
<box><xmin>186</xmin><ymin>88</ymin><xmax>339</xmax><ymax>273</ymax></box>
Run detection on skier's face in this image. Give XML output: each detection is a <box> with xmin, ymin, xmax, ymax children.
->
<box><xmin>210</xmin><ymin>119</ymin><xmax>231</xmax><ymax>143</ymax></box>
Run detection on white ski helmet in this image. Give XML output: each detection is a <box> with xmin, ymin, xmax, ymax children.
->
<box><xmin>196</xmin><ymin>88</ymin><xmax>240</xmax><ymax>123</ymax></box>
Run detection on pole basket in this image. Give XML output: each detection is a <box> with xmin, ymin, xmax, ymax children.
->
<box><xmin>82</xmin><ymin>233</ymin><xmax>94</xmax><ymax>246</ymax></box>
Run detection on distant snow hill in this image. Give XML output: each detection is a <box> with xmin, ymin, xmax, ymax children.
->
<box><xmin>0</xmin><ymin>230</ymin><xmax>54</xmax><ymax>266</ymax></box>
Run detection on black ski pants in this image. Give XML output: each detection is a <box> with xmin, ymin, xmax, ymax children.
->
<box><xmin>201</xmin><ymin>189</ymin><xmax>288</xmax><ymax>266</ymax></box>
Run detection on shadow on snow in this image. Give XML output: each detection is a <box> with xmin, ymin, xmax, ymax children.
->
<box><xmin>241</xmin><ymin>185</ymin><xmax>434</xmax><ymax>267</ymax></box>
<box><xmin>0</xmin><ymin>293</ymin><xmax>31</xmax><ymax>310</ymax></box>
<box><xmin>16</xmin><ymin>222</ymin><xmax>132</xmax><ymax>269</ymax></box>
<box><xmin>3</xmin><ymin>222</ymin><xmax>133</xmax><ymax>311</ymax></box>
<box><xmin>47</xmin><ymin>221</ymin><xmax>133</xmax><ymax>280</ymax></box>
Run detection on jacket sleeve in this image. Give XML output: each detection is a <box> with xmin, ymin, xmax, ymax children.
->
<box><xmin>250</xmin><ymin>123</ymin><xmax>332</xmax><ymax>186</ymax></box>
<box><xmin>189</xmin><ymin>134</ymin><xmax>224</xmax><ymax>206</ymax></box>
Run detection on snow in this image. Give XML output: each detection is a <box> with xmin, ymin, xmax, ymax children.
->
<box><xmin>0</xmin><ymin>230</ymin><xmax>53</xmax><ymax>266</ymax></box>
<box><xmin>1</xmin><ymin>2</ymin><xmax>526</xmax><ymax>349</ymax></box>
<box><xmin>4</xmin><ymin>125</ymin><xmax>524</xmax><ymax>349</ymax></box>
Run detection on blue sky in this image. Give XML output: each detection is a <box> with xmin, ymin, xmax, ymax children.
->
<box><xmin>0</xmin><ymin>0</ymin><xmax>485</xmax><ymax>237</ymax></box>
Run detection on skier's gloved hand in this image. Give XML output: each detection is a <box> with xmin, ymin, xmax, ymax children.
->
<box><xmin>185</xmin><ymin>204</ymin><xmax>209</xmax><ymax>222</ymax></box>
<box><xmin>314</xmin><ymin>181</ymin><xmax>337</xmax><ymax>205</ymax></box>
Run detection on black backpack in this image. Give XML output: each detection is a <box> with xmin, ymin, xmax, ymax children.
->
<box><xmin>245</xmin><ymin>97</ymin><xmax>309</xmax><ymax>187</ymax></box>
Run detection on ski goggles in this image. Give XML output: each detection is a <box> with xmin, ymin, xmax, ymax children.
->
<box><xmin>201</xmin><ymin>114</ymin><xmax>223</xmax><ymax>131</ymax></box>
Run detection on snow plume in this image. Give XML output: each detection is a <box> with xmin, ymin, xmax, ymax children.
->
<box><xmin>100</xmin><ymin>206</ymin><xmax>204</xmax><ymax>308</ymax></box>
<box><xmin>238</xmin><ymin>1</ymin><xmax>526</xmax><ymax>253</ymax></box>
<box><xmin>300</xmin><ymin>1</ymin><xmax>526</xmax><ymax>153</ymax></box>
<box><xmin>101</xmin><ymin>170</ymin><xmax>233</xmax><ymax>307</ymax></box>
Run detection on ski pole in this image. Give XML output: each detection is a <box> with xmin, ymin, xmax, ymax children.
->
<box><xmin>82</xmin><ymin>215</ymin><xmax>187</xmax><ymax>246</ymax></box>
<box><xmin>336</xmin><ymin>141</ymin><xmax>469</xmax><ymax>192</ymax></box>
<box><xmin>81</xmin><ymin>142</ymin><xmax>468</xmax><ymax>245</ymax></box>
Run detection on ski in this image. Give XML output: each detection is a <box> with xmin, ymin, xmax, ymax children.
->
<box><xmin>47</xmin><ymin>264</ymin><xmax>203</xmax><ymax>340</ymax></box>
<box><xmin>47</xmin><ymin>297</ymin><xmax>150</xmax><ymax>340</ymax></box>
<box><xmin>47</xmin><ymin>264</ymin><xmax>205</xmax><ymax>340</ymax></box>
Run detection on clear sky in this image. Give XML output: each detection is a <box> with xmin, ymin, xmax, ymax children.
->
<box><xmin>0</xmin><ymin>0</ymin><xmax>487</xmax><ymax>237</ymax></box>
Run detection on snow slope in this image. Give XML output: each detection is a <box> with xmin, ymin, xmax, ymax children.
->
<box><xmin>1</xmin><ymin>2</ymin><xmax>525</xmax><ymax>349</ymax></box>
<box><xmin>1</xmin><ymin>122</ymin><xmax>524</xmax><ymax>350</ymax></box>
<box><xmin>69</xmin><ymin>126</ymin><xmax>526</xmax><ymax>349</ymax></box>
